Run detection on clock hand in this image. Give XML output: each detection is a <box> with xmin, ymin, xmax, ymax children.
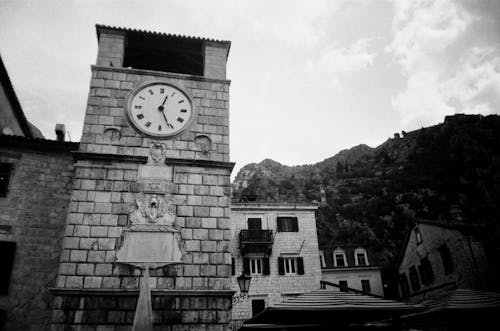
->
<box><xmin>160</xmin><ymin>108</ymin><xmax>174</xmax><ymax>129</ymax></box>
<box><xmin>158</xmin><ymin>95</ymin><xmax>168</xmax><ymax>111</ymax></box>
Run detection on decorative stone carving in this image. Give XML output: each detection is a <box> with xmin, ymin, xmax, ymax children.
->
<box><xmin>116</xmin><ymin>193</ymin><xmax>184</xmax><ymax>268</ymax></box>
<box><xmin>149</xmin><ymin>143</ymin><xmax>166</xmax><ymax>164</ymax></box>
<box><xmin>194</xmin><ymin>135</ymin><xmax>212</xmax><ymax>153</ymax></box>
<box><xmin>103</xmin><ymin>127</ymin><xmax>122</xmax><ymax>142</ymax></box>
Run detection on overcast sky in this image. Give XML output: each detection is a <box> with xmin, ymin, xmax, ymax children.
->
<box><xmin>1</xmin><ymin>0</ymin><xmax>499</xmax><ymax>176</ymax></box>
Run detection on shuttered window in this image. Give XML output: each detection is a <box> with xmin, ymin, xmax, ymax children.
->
<box><xmin>277</xmin><ymin>217</ymin><xmax>298</xmax><ymax>232</ymax></box>
<box><xmin>277</xmin><ymin>257</ymin><xmax>304</xmax><ymax>275</ymax></box>
<box><xmin>0</xmin><ymin>163</ymin><xmax>13</xmax><ymax>197</ymax></box>
<box><xmin>243</xmin><ymin>257</ymin><xmax>270</xmax><ymax>276</ymax></box>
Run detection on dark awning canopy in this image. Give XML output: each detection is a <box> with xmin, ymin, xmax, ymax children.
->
<box><xmin>242</xmin><ymin>289</ymin><xmax>424</xmax><ymax>330</ymax></box>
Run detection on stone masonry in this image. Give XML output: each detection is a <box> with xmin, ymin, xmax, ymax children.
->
<box><xmin>229</xmin><ymin>203</ymin><xmax>322</xmax><ymax>323</ymax></box>
<box><xmin>0</xmin><ymin>139</ymin><xmax>77</xmax><ymax>330</ymax></box>
<box><xmin>51</xmin><ymin>25</ymin><xmax>234</xmax><ymax>330</ymax></box>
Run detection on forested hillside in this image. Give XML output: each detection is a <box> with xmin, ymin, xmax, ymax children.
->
<box><xmin>232</xmin><ymin>114</ymin><xmax>500</xmax><ymax>269</ymax></box>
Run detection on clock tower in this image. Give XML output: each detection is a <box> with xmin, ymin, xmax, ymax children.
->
<box><xmin>51</xmin><ymin>25</ymin><xmax>233</xmax><ymax>330</ymax></box>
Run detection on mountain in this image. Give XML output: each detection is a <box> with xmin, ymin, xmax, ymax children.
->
<box><xmin>232</xmin><ymin>114</ymin><xmax>500</xmax><ymax>270</ymax></box>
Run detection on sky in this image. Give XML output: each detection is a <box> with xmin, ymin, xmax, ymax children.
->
<box><xmin>0</xmin><ymin>0</ymin><xmax>499</xmax><ymax>176</ymax></box>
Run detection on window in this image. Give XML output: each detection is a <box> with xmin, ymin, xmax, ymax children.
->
<box><xmin>231</xmin><ymin>257</ymin><xmax>235</xmax><ymax>276</ymax></box>
<box><xmin>333</xmin><ymin>249</ymin><xmax>347</xmax><ymax>267</ymax></box>
<box><xmin>0</xmin><ymin>241</ymin><xmax>16</xmax><ymax>295</ymax></box>
<box><xmin>354</xmin><ymin>248</ymin><xmax>369</xmax><ymax>266</ymax></box>
<box><xmin>278</xmin><ymin>257</ymin><xmax>304</xmax><ymax>275</ymax></box>
<box><xmin>414</xmin><ymin>227</ymin><xmax>423</xmax><ymax>244</ymax></box>
<box><xmin>248</xmin><ymin>218</ymin><xmax>262</xmax><ymax>230</ymax></box>
<box><xmin>409</xmin><ymin>265</ymin><xmax>421</xmax><ymax>292</ymax></box>
<box><xmin>418</xmin><ymin>257</ymin><xmax>434</xmax><ymax>285</ymax></box>
<box><xmin>438</xmin><ymin>244</ymin><xmax>454</xmax><ymax>274</ymax></box>
<box><xmin>277</xmin><ymin>217</ymin><xmax>298</xmax><ymax>232</ymax></box>
<box><xmin>339</xmin><ymin>280</ymin><xmax>348</xmax><ymax>292</ymax></box>
<box><xmin>252</xmin><ymin>299</ymin><xmax>266</xmax><ymax>316</ymax></box>
<box><xmin>399</xmin><ymin>273</ymin><xmax>410</xmax><ymax>297</ymax></box>
<box><xmin>319</xmin><ymin>252</ymin><xmax>326</xmax><ymax>268</ymax></box>
<box><xmin>243</xmin><ymin>257</ymin><xmax>270</xmax><ymax>276</ymax></box>
<box><xmin>0</xmin><ymin>163</ymin><xmax>13</xmax><ymax>197</ymax></box>
<box><xmin>361</xmin><ymin>279</ymin><xmax>371</xmax><ymax>293</ymax></box>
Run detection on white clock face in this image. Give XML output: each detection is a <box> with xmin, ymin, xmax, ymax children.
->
<box><xmin>126</xmin><ymin>82</ymin><xmax>194</xmax><ymax>139</ymax></box>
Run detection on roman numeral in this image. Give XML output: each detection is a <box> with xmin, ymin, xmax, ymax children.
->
<box><xmin>167</xmin><ymin>123</ymin><xmax>174</xmax><ymax>129</ymax></box>
<box><xmin>180</xmin><ymin>109</ymin><xmax>187</xmax><ymax>113</ymax></box>
<box><xmin>134</xmin><ymin>105</ymin><xmax>142</xmax><ymax>109</ymax></box>
<box><xmin>178</xmin><ymin>100</ymin><xmax>184</xmax><ymax>104</ymax></box>
<box><xmin>171</xmin><ymin>92</ymin><xmax>176</xmax><ymax>97</ymax></box>
<box><xmin>145</xmin><ymin>121</ymin><xmax>151</xmax><ymax>127</ymax></box>
<box><xmin>137</xmin><ymin>114</ymin><xmax>144</xmax><ymax>119</ymax></box>
<box><xmin>139</xmin><ymin>96</ymin><xmax>145</xmax><ymax>100</ymax></box>
<box><xmin>149</xmin><ymin>90</ymin><xmax>154</xmax><ymax>95</ymax></box>
<box><xmin>177</xmin><ymin>117</ymin><xmax>184</xmax><ymax>123</ymax></box>
<box><xmin>158</xmin><ymin>125</ymin><xmax>162</xmax><ymax>131</ymax></box>
<box><xmin>160</xmin><ymin>88</ymin><xmax>165</xmax><ymax>94</ymax></box>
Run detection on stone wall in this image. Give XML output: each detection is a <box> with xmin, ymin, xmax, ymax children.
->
<box><xmin>229</xmin><ymin>204</ymin><xmax>322</xmax><ymax>321</ymax></box>
<box><xmin>0</xmin><ymin>141</ymin><xmax>76</xmax><ymax>330</ymax></box>
<box><xmin>398</xmin><ymin>223</ymin><xmax>497</xmax><ymax>302</ymax></box>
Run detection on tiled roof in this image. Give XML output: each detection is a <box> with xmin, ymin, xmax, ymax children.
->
<box><xmin>96</xmin><ymin>24</ymin><xmax>231</xmax><ymax>45</ymax></box>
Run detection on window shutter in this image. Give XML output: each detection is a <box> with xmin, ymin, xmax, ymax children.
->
<box><xmin>243</xmin><ymin>258</ymin><xmax>250</xmax><ymax>275</ymax></box>
<box><xmin>278</xmin><ymin>257</ymin><xmax>284</xmax><ymax>275</ymax></box>
<box><xmin>263</xmin><ymin>257</ymin><xmax>270</xmax><ymax>275</ymax></box>
<box><xmin>292</xmin><ymin>218</ymin><xmax>299</xmax><ymax>232</ymax></box>
<box><xmin>297</xmin><ymin>257</ymin><xmax>304</xmax><ymax>275</ymax></box>
<box><xmin>277</xmin><ymin>218</ymin><xmax>284</xmax><ymax>232</ymax></box>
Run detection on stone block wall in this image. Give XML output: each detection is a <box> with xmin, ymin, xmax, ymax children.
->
<box><xmin>203</xmin><ymin>42</ymin><xmax>229</xmax><ymax>80</ymax></box>
<box><xmin>229</xmin><ymin>204</ymin><xmax>322</xmax><ymax>321</ymax></box>
<box><xmin>55</xmin><ymin>161</ymin><xmax>232</xmax><ymax>291</ymax></box>
<box><xmin>80</xmin><ymin>66</ymin><xmax>230</xmax><ymax>163</ymax></box>
<box><xmin>398</xmin><ymin>223</ymin><xmax>496</xmax><ymax>302</ymax></box>
<box><xmin>96</xmin><ymin>31</ymin><xmax>126</xmax><ymax>67</ymax></box>
<box><xmin>51</xmin><ymin>292</ymin><xmax>231</xmax><ymax>331</ymax></box>
<box><xmin>0</xmin><ymin>144</ymin><xmax>76</xmax><ymax>330</ymax></box>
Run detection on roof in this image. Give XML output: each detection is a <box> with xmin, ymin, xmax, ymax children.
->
<box><xmin>244</xmin><ymin>289</ymin><xmax>423</xmax><ymax>328</ymax></box>
<box><xmin>96</xmin><ymin>24</ymin><xmax>231</xmax><ymax>45</ymax></box>
<box><xmin>0</xmin><ymin>53</ymin><xmax>33</xmax><ymax>138</ymax></box>
<box><xmin>401</xmin><ymin>289</ymin><xmax>500</xmax><ymax>324</ymax></box>
<box><xmin>0</xmin><ymin>133</ymin><xmax>79</xmax><ymax>152</ymax></box>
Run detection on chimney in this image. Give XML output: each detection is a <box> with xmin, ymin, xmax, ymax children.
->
<box><xmin>55</xmin><ymin>124</ymin><xmax>66</xmax><ymax>142</ymax></box>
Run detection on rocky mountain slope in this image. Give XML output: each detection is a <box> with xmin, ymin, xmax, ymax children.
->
<box><xmin>232</xmin><ymin>114</ymin><xmax>500</xmax><ymax>270</ymax></box>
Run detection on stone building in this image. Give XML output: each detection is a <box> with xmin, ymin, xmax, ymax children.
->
<box><xmin>319</xmin><ymin>246</ymin><xmax>384</xmax><ymax>296</ymax></box>
<box><xmin>1</xmin><ymin>24</ymin><xmax>236</xmax><ymax>330</ymax></box>
<box><xmin>397</xmin><ymin>220</ymin><xmax>500</xmax><ymax>303</ymax></box>
<box><xmin>0</xmin><ymin>53</ymin><xmax>78</xmax><ymax>330</ymax></box>
<box><xmin>229</xmin><ymin>202</ymin><xmax>322</xmax><ymax>328</ymax></box>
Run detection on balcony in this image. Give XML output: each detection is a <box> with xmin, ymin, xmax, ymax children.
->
<box><xmin>239</xmin><ymin>230</ymin><xmax>273</xmax><ymax>255</ymax></box>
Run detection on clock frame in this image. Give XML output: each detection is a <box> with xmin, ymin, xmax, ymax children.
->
<box><xmin>125</xmin><ymin>81</ymin><xmax>196</xmax><ymax>139</ymax></box>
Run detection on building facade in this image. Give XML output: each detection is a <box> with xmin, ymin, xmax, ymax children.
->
<box><xmin>320</xmin><ymin>246</ymin><xmax>384</xmax><ymax>296</ymax></box>
<box><xmin>397</xmin><ymin>220</ymin><xmax>500</xmax><ymax>303</ymax></box>
<box><xmin>229</xmin><ymin>203</ymin><xmax>322</xmax><ymax>327</ymax></box>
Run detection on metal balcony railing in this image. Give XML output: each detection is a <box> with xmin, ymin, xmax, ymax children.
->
<box><xmin>239</xmin><ymin>230</ymin><xmax>273</xmax><ymax>243</ymax></box>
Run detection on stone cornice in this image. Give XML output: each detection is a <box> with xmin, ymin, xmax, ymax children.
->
<box><xmin>91</xmin><ymin>65</ymin><xmax>231</xmax><ymax>85</ymax></box>
<box><xmin>73</xmin><ymin>151</ymin><xmax>235</xmax><ymax>170</ymax></box>
<box><xmin>49</xmin><ymin>287</ymin><xmax>235</xmax><ymax>297</ymax></box>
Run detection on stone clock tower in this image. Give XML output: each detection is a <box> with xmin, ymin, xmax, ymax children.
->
<box><xmin>51</xmin><ymin>25</ymin><xmax>233</xmax><ymax>330</ymax></box>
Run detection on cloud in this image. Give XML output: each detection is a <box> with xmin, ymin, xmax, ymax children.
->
<box><xmin>387</xmin><ymin>0</ymin><xmax>500</xmax><ymax>128</ymax></box>
<box><xmin>308</xmin><ymin>38</ymin><xmax>378</xmax><ymax>88</ymax></box>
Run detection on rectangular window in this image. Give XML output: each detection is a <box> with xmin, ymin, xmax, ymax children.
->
<box><xmin>278</xmin><ymin>257</ymin><xmax>304</xmax><ymax>275</ymax></box>
<box><xmin>335</xmin><ymin>254</ymin><xmax>346</xmax><ymax>267</ymax></box>
<box><xmin>277</xmin><ymin>217</ymin><xmax>298</xmax><ymax>232</ymax></box>
<box><xmin>0</xmin><ymin>241</ymin><xmax>16</xmax><ymax>295</ymax></box>
<box><xmin>356</xmin><ymin>253</ymin><xmax>367</xmax><ymax>266</ymax></box>
<box><xmin>339</xmin><ymin>280</ymin><xmax>348</xmax><ymax>292</ymax></box>
<box><xmin>0</xmin><ymin>163</ymin><xmax>13</xmax><ymax>197</ymax></box>
<box><xmin>399</xmin><ymin>273</ymin><xmax>410</xmax><ymax>297</ymax></box>
<box><xmin>243</xmin><ymin>257</ymin><xmax>270</xmax><ymax>276</ymax></box>
<box><xmin>438</xmin><ymin>244</ymin><xmax>454</xmax><ymax>275</ymax></box>
<box><xmin>231</xmin><ymin>257</ymin><xmax>235</xmax><ymax>276</ymax></box>
<box><xmin>247</xmin><ymin>218</ymin><xmax>262</xmax><ymax>230</ymax></box>
<box><xmin>361</xmin><ymin>279</ymin><xmax>371</xmax><ymax>293</ymax></box>
<box><xmin>409</xmin><ymin>265</ymin><xmax>421</xmax><ymax>292</ymax></box>
<box><xmin>418</xmin><ymin>257</ymin><xmax>434</xmax><ymax>285</ymax></box>
<box><xmin>252</xmin><ymin>299</ymin><xmax>266</xmax><ymax>316</ymax></box>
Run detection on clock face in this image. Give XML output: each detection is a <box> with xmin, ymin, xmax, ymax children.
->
<box><xmin>125</xmin><ymin>82</ymin><xmax>194</xmax><ymax>139</ymax></box>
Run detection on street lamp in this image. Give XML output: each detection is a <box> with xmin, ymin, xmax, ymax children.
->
<box><xmin>233</xmin><ymin>273</ymin><xmax>251</xmax><ymax>303</ymax></box>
